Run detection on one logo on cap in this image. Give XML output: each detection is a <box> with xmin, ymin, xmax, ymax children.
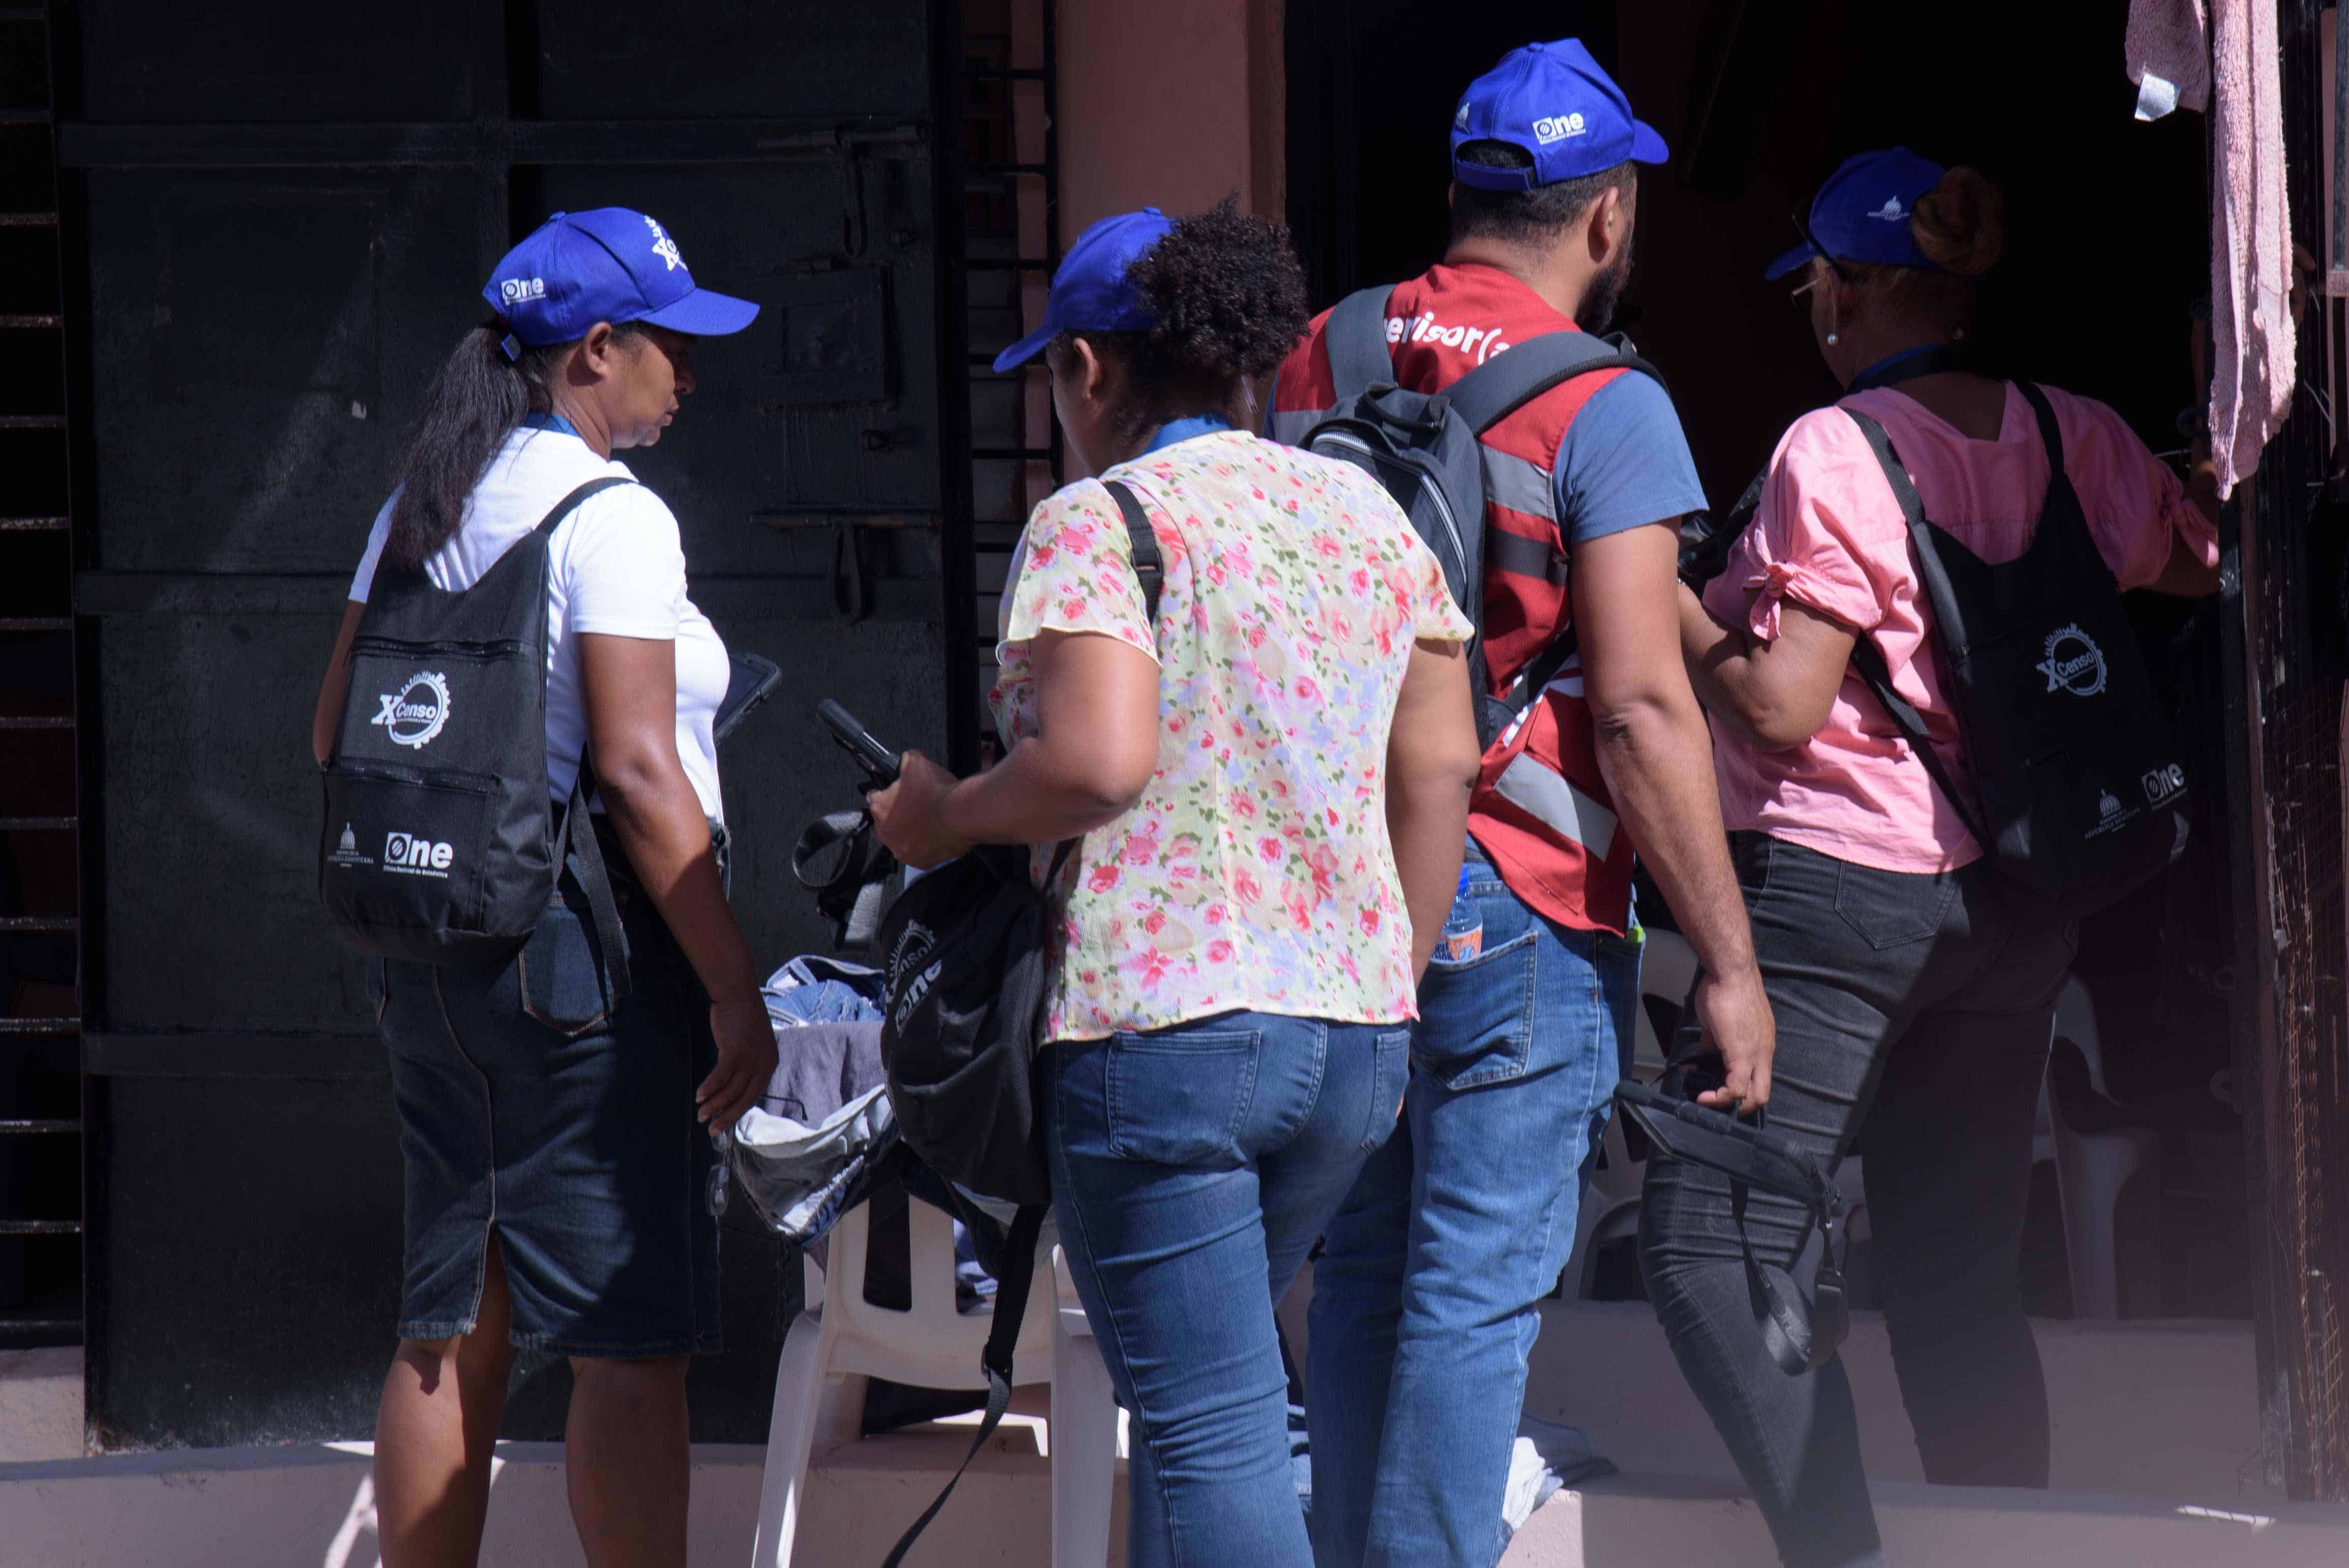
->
<box><xmin>1533</xmin><ymin>112</ymin><xmax>1589</xmax><ymax>145</ymax></box>
<box><xmin>1866</xmin><ymin>196</ymin><xmax>1908</xmax><ymax>222</ymax></box>
<box><xmin>372</xmin><ymin>670</ymin><xmax>452</xmax><ymax>749</ymax></box>
<box><xmin>1454</xmin><ymin>100</ymin><xmax>1471</xmax><ymax>130</ymax></box>
<box><xmin>2035</xmin><ymin>625</ymin><xmax>2108</xmax><ymax>697</ymax></box>
<box><xmin>498</xmin><ymin>276</ymin><xmax>546</xmax><ymax>304</ymax></box>
<box><xmin>645</xmin><ymin>215</ymin><xmax>684</xmax><ymax>272</ymax></box>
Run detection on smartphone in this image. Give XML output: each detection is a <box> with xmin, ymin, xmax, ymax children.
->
<box><xmin>817</xmin><ymin>698</ymin><xmax>901</xmax><ymax>786</ymax></box>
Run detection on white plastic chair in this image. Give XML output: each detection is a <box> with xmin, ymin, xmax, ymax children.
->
<box><xmin>2034</xmin><ymin>977</ymin><xmax>2161</xmax><ymax>1319</ymax></box>
<box><xmin>749</xmin><ymin>1197</ymin><xmax>1120</xmax><ymax>1566</ymax></box>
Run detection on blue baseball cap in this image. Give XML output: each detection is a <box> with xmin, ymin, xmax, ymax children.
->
<box><xmin>1765</xmin><ymin>148</ymin><xmax>1949</xmax><ymax>280</ymax></box>
<box><xmin>992</xmin><ymin>207</ymin><xmax>1177</xmax><ymax>373</ymax></box>
<box><xmin>1450</xmin><ymin>39</ymin><xmax>1668</xmax><ymax>191</ymax></box>
<box><xmin>481</xmin><ymin>208</ymin><xmax>759</xmax><ymax>351</ymax></box>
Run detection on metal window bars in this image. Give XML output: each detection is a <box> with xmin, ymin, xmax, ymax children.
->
<box><xmin>0</xmin><ymin>2</ymin><xmax>84</xmax><ymax>1348</ymax></box>
<box><xmin>959</xmin><ymin>0</ymin><xmax>1060</xmax><ymax>757</ymax></box>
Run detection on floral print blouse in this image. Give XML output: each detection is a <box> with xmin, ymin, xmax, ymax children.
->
<box><xmin>990</xmin><ymin>429</ymin><xmax>1476</xmax><ymax>1043</ymax></box>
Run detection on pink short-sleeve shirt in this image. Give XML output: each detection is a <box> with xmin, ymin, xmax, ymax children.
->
<box><xmin>1702</xmin><ymin>382</ymin><xmax>2216</xmax><ymax>874</ymax></box>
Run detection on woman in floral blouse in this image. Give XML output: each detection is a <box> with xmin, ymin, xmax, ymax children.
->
<box><xmin>870</xmin><ymin>199</ymin><xmax>1482</xmax><ymax>1568</ymax></box>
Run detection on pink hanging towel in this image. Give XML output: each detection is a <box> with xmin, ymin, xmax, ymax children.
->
<box><xmin>2209</xmin><ymin>0</ymin><xmax>2294</xmax><ymax>498</ymax></box>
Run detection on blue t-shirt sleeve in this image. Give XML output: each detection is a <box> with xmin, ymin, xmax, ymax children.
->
<box><xmin>1552</xmin><ymin>370</ymin><xmax>1708</xmax><ymax>545</ymax></box>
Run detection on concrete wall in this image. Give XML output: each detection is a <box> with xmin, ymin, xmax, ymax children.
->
<box><xmin>1056</xmin><ymin>0</ymin><xmax>1284</xmax><ymax>233</ymax></box>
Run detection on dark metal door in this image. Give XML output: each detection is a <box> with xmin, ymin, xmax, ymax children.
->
<box><xmin>51</xmin><ymin>0</ymin><xmax>973</xmax><ymax>1447</ymax></box>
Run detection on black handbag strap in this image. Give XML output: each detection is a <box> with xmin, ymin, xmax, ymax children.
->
<box><xmin>792</xmin><ymin>810</ymin><xmax>898</xmax><ymax>950</ymax></box>
<box><xmin>1098</xmin><ymin>478</ymin><xmax>1165</xmax><ymax>625</ymax></box>
<box><xmin>1616</xmin><ymin>1083</ymin><xmax>1847</xmax><ymax>1375</ymax></box>
<box><xmin>881</xmin><ymin>1202</ymin><xmax>1048</xmax><ymax>1568</ymax></box>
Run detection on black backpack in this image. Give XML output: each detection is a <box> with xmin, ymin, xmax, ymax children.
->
<box><xmin>868</xmin><ymin>476</ymin><xmax>1162</xmax><ymax>1568</ymax></box>
<box><xmin>1297</xmin><ymin>284</ymin><xmax>1666</xmax><ymax>747</ymax></box>
<box><xmin>1687</xmin><ymin>383</ymin><xmax>2187</xmax><ymax>920</ymax></box>
<box><xmin>319</xmin><ymin>478</ymin><xmax>633</xmax><ymax>989</ymax></box>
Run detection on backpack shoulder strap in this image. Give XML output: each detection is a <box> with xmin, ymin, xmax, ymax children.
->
<box><xmin>1323</xmin><ymin>285</ymin><xmax>1400</xmax><ymax>398</ymax></box>
<box><xmin>1444</xmin><ymin>329</ymin><xmax>1663</xmax><ymax>434</ymax></box>
<box><xmin>532</xmin><ymin>475</ymin><xmax>637</xmax><ymax>537</ymax></box>
<box><xmin>1098</xmin><ymin>479</ymin><xmax>1164</xmax><ymax>627</ymax></box>
<box><xmin>1837</xmin><ymin>407</ymin><xmax>1993</xmax><ymax>852</ymax></box>
<box><xmin>537</xmin><ymin>475</ymin><xmax>641</xmax><ymax>995</ymax></box>
<box><xmin>2013</xmin><ymin>381</ymin><xmax>2066</xmax><ymax>472</ymax></box>
<box><xmin>881</xmin><ymin>1203</ymin><xmax>1047</xmax><ymax>1568</ymax></box>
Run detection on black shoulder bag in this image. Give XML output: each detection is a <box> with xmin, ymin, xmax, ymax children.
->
<box><xmin>1614</xmin><ymin>1081</ymin><xmax>1850</xmax><ymax>1374</ymax></box>
<box><xmin>874</xmin><ymin>477</ymin><xmax>1163</xmax><ymax>1568</ymax></box>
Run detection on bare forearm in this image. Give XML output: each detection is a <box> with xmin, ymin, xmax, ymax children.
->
<box><xmin>599</xmin><ymin>763</ymin><xmax>759</xmax><ymax>1005</ymax></box>
<box><xmin>1387</xmin><ymin>772</ymin><xmax>1473</xmax><ymax>981</ymax></box>
<box><xmin>1678</xmin><ymin>589</ymin><xmax>1781</xmax><ymax>752</ymax></box>
<box><xmin>1594</xmin><ymin>701</ymin><xmax>1756</xmax><ymax>978</ymax></box>
<box><xmin>942</xmin><ymin>739</ymin><xmax>1138</xmax><ymax>848</ymax></box>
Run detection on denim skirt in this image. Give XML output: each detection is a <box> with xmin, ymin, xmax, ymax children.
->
<box><xmin>374</xmin><ymin>822</ymin><xmax>723</xmax><ymax>1357</ymax></box>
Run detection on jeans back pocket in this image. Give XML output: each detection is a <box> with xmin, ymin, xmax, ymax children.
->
<box><xmin>1413</xmin><ymin>926</ymin><xmax>1539</xmax><ymax>1091</ymax></box>
<box><xmin>518</xmin><ymin>899</ymin><xmax>612</xmax><ymax>1037</ymax></box>
<box><xmin>1361</xmin><ymin>1028</ymin><xmax>1411</xmax><ymax>1153</ymax></box>
<box><xmin>1105</xmin><ymin>1027</ymin><xmax>1260</xmax><ymax>1168</ymax></box>
<box><xmin>1832</xmin><ymin>857</ymin><xmax>1959</xmax><ymax>949</ymax></box>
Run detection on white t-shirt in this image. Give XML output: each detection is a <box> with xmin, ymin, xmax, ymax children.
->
<box><xmin>348</xmin><ymin>422</ymin><xmax>729</xmax><ymax>823</ymax></box>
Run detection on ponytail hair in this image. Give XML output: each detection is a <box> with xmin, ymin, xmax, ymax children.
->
<box><xmin>381</xmin><ymin>325</ymin><xmax>563</xmax><ymax>571</ymax></box>
<box><xmin>1911</xmin><ymin>166</ymin><xmax>2004</xmax><ymax>276</ymax></box>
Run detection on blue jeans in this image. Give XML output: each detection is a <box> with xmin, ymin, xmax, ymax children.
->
<box><xmin>1045</xmin><ymin>1010</ymin><xmax>1412</xmax><ymax>1568</ymax></box>
<box><xmin>1308</xmin><ymin>862</ymin><xmax>1638</xmax><ymax>1568</ymax></box>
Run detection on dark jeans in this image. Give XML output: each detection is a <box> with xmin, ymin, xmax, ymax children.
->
<box><xmin>1638</xmin><ymin>833</ymin><xmax>2075</xmax><ymax>1568</ymax></box>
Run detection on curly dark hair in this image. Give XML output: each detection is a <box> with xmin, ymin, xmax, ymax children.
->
<box><xmin>1449</xmin><ymin>141</ymin><xmax>1635</xmax><ymax>246</ymax></box>
<box><xmin>1045</xmin><ymin>194</ymin><xmax>1309</xmax><ymax>441</ymax></box>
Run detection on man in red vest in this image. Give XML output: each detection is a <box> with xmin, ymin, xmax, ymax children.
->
<box><xmin>1273</xmin><ymin>39</ymin><xmax>1774</xmax><ymax>1565</ymax></box>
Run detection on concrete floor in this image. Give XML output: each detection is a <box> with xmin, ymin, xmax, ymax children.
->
<box><xmin>1</xmin><ymin>1304</ymin><xmax>2333</xmax><ymax>1566</ymax></box>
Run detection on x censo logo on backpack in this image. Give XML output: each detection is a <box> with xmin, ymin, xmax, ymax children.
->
<box><xmin>2035</xmin><ymin>625</ymin><xmax>2107</xmax><ymax>697</ymax></box>
<box><xmin>373</xmin><ymin>670</ymin><xmax>452</xmax><ymax>748</ymax></box>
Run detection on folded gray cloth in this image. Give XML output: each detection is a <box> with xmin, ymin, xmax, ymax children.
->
<box><xmin>729</xmin><ymin>1019</ymin><xmax>898</xmax><ymax>1246</ymax></box>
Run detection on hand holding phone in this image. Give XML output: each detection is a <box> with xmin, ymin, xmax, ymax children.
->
<box><xmin>818</xmin><ymin>699</ymin><xmax>901</xmax><ymax>786</ymax></box>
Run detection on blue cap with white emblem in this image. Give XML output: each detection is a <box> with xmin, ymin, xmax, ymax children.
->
<box><xmin>1765</xmin><ymin>148</ymin><xmax>1950</xmax><ymax>280</ymax></box>
<box><xmin>482</xmin><ymin>207</ymin><xmax>759</xmax><ymax>354</ymax></box>
<box><xmin>1449</xmin><ymin>38</ymin><xmax>1669</xmax><ymax>191</ymax></box>
<box><xmin>990</xmin><ymin>206</ymin><xmax>1177</xmax><ymax>373</ymax></box>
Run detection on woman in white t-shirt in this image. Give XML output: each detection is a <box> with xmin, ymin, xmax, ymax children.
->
<box><xmin>308</xmin><ymin>208</ymin><xmax>772</xmax><ymax>1567</ymax></box>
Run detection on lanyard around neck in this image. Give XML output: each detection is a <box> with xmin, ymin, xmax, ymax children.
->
<box><xmin>1847</xmin><ymin>344</ymin><xmax>1963</xmax><ymax>394</ymax></box>
<box><xmin>1142</xmin><ymin>413</ymin><xmax>1233</xmax><ymax>454</ymax></box>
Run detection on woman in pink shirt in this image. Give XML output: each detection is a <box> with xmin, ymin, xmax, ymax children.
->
<box><xmin>1643</xmin><ymin>150</ymin><xmax>2220</xmax><ymax>1568</ymax></box>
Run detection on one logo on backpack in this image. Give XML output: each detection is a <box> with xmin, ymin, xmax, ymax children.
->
<box><xmin>2142</xmin><ymin>763</ymin><xmax>2186</xmax><ymax>805</ymax></box>
<box><xmin>326</xmin><ymin>822</ymin><xmax>372</xmax><ymax>870</ymax></box>
<box><xmin>373</xmin><ymin>671</ymin><xmax>452</xmax><ymax>749</ymax></box>
<box><xmin>885</xmin><ymin>920</ymin><xmax>941</xmax><ymax>1031</ymax></box>
<box><xmin>2035</xmin><ymin>625</ymin><xmax>2107</xmax><ymax>697</ymax></box>
<box><xmin>383</xmin><ymin>832</ymin><xmax>455</xmax><ymax>877</ymax></box>
<box><xmin>1533</xmin><ymin>112</ymin><xmax>1588</xmax><ymax>145</ymax></box>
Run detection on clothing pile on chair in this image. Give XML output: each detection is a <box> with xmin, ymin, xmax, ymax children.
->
<box><xmin>728</xmin><ymin>956</ymin><xmax>1002</xmax><ymax>1314</ymax></box>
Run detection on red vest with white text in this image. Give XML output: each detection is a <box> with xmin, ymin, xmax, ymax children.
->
<box><xmin>1273</xmin><ymin>263</ymin><xmax>1637</xmax><ymax>935</ymax></box>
